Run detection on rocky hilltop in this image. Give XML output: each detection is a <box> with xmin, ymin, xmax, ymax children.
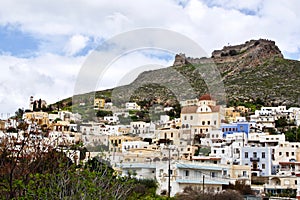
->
<box><xmin>57</xmin><ymin>39</ymin><xmax>300</xmax><ymax>110</ymax></box>
<box><xmin>174</xmin><ymin>39</ymin><xmax>283</xmax><ymax>67</ymax></box>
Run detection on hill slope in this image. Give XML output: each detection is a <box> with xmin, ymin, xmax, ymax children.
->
<box><xmin>56</xmin><ymin>39</ymin><xmax>300</xmax><ymax>112</ymax></box>
<box><xmin>109</xmin><ymin>39</ymin><xmax>300</xmax><ymax>107</ymax></box>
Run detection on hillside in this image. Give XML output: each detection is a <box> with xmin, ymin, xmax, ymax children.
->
<box><xmin>108</xmin><ymin>39</ymin><xmax>300</xmax><ymax>107</ymax></box>
<box><xmin>55</xmin><ymin>39</ymin><xmax>300</xmax><ymax>112</ymax></box>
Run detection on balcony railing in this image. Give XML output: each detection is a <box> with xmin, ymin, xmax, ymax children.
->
<box><xmin>250</xmin><ymin>157</ymin><xmax>260</xmax><ymax>162</ymax></box>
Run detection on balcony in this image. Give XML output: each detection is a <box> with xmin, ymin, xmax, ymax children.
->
<box><xmin>250</xmin><ymin>157</ymin><xmax>260</xmax><ymax>162</ymax></box>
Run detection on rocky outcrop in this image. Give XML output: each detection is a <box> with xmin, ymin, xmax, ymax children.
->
<box><xmin>173</xmin><ymin>39</ymin><xmax>283</xmax><ymax>68</ymax></box>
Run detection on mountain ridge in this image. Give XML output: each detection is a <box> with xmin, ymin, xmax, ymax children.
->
<box><xmin>55</xmin><ymin>39</ymin><xmax>300</xmax><ymax>112</ymax></box>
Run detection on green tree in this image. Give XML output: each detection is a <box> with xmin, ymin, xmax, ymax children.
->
<box><xmin>96</xmin><ymin>110</ymin><xmax>113</xmax><ymax>118</ymax></box>
<box><xmin>175</xmin><ymin>186</ymin><xmax>243</xmax><ymax>200</ymax></box>
<box><xmin>14</xmin><ymin>108</ymin><xmax>24</xmax><ymax>119</ymax></box>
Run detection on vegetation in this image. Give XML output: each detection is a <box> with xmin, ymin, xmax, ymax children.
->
<box><xmin>284</xmin><ymin>126</ymin><xmax>300</xmax><ymax>142</ymax></box>
<box><xmin>0</xmin><ymin>134</ymin><xmax>160</xmax><ymax>199</ymax></box>
<box><xmin>96</xmin><ymin>110</ymin><xmax>113</xmax><ymax>118</ymax></box>
<box><xmin>175</xmin><ymin>186</ymin><xmax>243</xmax><ymax>200</ymax></box>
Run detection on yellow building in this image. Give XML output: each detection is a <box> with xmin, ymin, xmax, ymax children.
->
<box><xmin>23</xmin><ymin>111</ymin><xmax>49</xmax><ymax>125</ymax></box>
<box><xmin>225</xmin><ymin>107</ymin><xmax>241</xmax><ymax>123</ymax></box>
<box><xmin>109</xmin><ymin>135</ymin><xmax>140</xmax><ymax>152</ymax></box>
<box><xmin>94</xmin><ymin>98</ymin><xmax>105</xmax><ymax>109</ymax></box>
<box><xmin>236</xmin><ymin>106</ymin><xmax>251</xmax><ymax>113</ymax></box>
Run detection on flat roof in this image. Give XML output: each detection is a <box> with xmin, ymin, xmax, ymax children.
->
<box><xmin>176</xmin><ymin>163</ymin><xmax>224</xmax><ymax>171</ymax></box>
<box><xmin>176</xmin><ymin>179</ymin><xmax>229</xmax><ymax>185</ymax></box>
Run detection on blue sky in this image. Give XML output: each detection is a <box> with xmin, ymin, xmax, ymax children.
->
<box><xmin>0</xmin><ymin>0</ymin><xmax>299</xmax><ymax>117</ymax></box>
<box><xmin>0</xmin><ymin>25</ymin><xmax>39</xmax><ymax>57</ymax></box>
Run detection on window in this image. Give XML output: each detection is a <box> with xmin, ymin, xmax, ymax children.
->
<box><xmin>245</xmin><ymin>152</ymin><xmax>248</xmax><ymax>158</ymax></box>
<box><xmin>222</xmin><ymin>150</ymin><xmax>225</xmax><ymax>154</ymax></box>
<box><xmin>214</xmin><ymin>120</ymin><xmax>217</xmax><ymax>125</ymax></box>
<box><xmin>202</xmin><ymin>121</ymin><xmax>205</xmax><ymax>125</ymax></box>
<box><xmin>171</xmin><ymin>132</ymin><xmax>173</xmax><ymax>138</ymax></box>
<box><xmin>292</xmin><ymin>152</ymin><xmax>295</xmax><ymax>156</ymax></box>
<box><xmin>286</xmin><ymin>152</ymin><xmax>289</xmax><ymax>157</ymax></box>
<box><xmin>211</xmin><ymin>172</ymin><xmax>216</xmax><ymax>177</ymax></box>
<box><xmin>262</xmin><ymin>152</ymin><xmax>265</xmax><ymax>158</ymax></box>
<box><xmin>262</xmin><ymin>164</ymin><xmax>266</xmax><ymax>169</ymax></box>
<box><xmin>279</xmin><ymin>152</ymin><xmax>282</xmax><ymax>156</ymax></box>
<box><xmin>185</xmin><ymin>170</ymin><xmax>189</xmax><ymax>176</ymax></box>
<box><xmin>184</xmin><ymin>116</ymin><xmax>187</xmax><ymax>120</ymax></box>
<box><xmin>208</xmin><ymin>121</ymin><xmax>210</xmax><ymax>125</ymax></box>
<box><xmin>253</xmin><ymin>152</ymin><xmax>257</xmax><ymax>158</ymax></box>
<box><xmin>190</xmin><ymin>116</ymin><xmax>193</xmax><ymax>120</ymax></box>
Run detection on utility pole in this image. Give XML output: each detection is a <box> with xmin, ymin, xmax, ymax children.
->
<box><xmin>168</xmin><ymin>147</ymin><xmax>171</xmax><ymax>198</ymax></box>
<box><xmin>202</xmin><ymin>175</ymin><xmax>205</xmax><ymax>194</ymax></box>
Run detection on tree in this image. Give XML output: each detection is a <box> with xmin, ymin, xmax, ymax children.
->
<box><xmin>14</xmin><ymin>108</ymin><xmax>24</xmax><ymax>119</ymax></box>
<box><xmin>175</xmin><ymin>186</ymin><xmax>243</xmax><ymax>200</ymax></box>
<box><xmin>33</xmin><ymin>101</ymin><xmax>37</xmax><ymax>111</ymax></box>
<box><xmin>275</xmin><ymin>118</ymin><xmax>288</xmax><ymax>128</ymax></box>
<box><xmin>0</xmin><ymin>132</ymin><xmax>149</xmax><ymax>199</ymax></box>
<box><xmin>284</xmin><ymin>127</ymin><xmax>300</xmax><ymax>142</ymax></box>
<box><xmin>96</xmin><ymin>110</ymin><xmax>113</xmax><ymax>118</ymax></box>
<box><xmin>38</xmin><ymin>99</ymin><xmax>42</xmax><ymax>110</ymax></box>
<box><xmin>228</xmin><ymin>180</ymin><xmax>253</xmax><ymax>195</ymax></box>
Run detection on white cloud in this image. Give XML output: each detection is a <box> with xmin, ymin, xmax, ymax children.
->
<box><xmin>0</xmin><ymin>0</ymin><xmax>300</xmax><ymax>115</ymax></box>
<box><xmin>0</xmin><ymin>54</ymin><xmax>84</xmax><ymax>115</ymax></box>
<box><xmin>96</xmin><ymin>50</ymin><xmax>174</xmax><ymax>91</ymax></box>
<box><xmin>64</xmin><ymin>35</ymin><xmax>89</xmax><ymax>56</ymax></box>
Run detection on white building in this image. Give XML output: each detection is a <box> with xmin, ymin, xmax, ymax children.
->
<box><xmin>118</xmin><ymin>160</ymin><xmax>250</xmax><ymax>197</ymax></box>
<box><xmin>181</xmin><ymin>94</ymin><xmax>225</xmax><ymax>144</ymax></box>
<box><xmin>104</xmin><ymin>116</ymin><xmax>119</xmax><ymax>124</ymax></box>
<box><xmin>130</xmin><ymin>121</ymin><xmax>152</xmax><ymax>134</ymax></box>
<box><xmin>241</xmin><ymin>145</ymin><xmax>272</xmax><ymax>176</ymax></box>
<box><xmin>122</xmin><ymin>141</ymin><xmax>150</xmax><ymax>152</ymax></box>
<box><xmin>125</xmin><ymin>102</ymin><xmax>141</xmax><ymax>110</ymax></box>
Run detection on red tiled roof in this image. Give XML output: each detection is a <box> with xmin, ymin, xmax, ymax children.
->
<box><xmin>181</xmin><ymin>105</ymin><xmax>198</xmax><ymax>114</ymax></box>
<box><xmin>199</xmin><ymin>94</ymin><xmax>214</xmax><ymax>101</ymax></box>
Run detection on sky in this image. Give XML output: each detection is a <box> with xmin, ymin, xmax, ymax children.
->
<box><xmin>0</xmin><ymin>0</ymin><xmax>300</xmax><ymax>118</ymax></box>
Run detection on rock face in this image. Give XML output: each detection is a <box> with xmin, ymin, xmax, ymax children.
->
<box><xmin>173</xmin><ymin>53</ymin><xmax>188</xmax><ymax>67</ymax></box>
<box><xmin>173</xmin><ymin>39</ymin><xmax>283</xmax><ymax>67</ymax></box>
<box><xmin>211</xmin><ymin>39</ymin><xmax>282</xmax><ymax>60</ymax></box>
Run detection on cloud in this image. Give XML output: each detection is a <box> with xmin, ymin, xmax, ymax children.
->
<box><xmin>0</xmin><ymin>54</ymin><xmax>84</xmax><ymax>115</ymax></box>
<box><xmin>96</xmin><ymin>50</ymin><xmax>174</xmax><ymax>91</ymax></box>
<box><xmin>0</xmin><ymin>0</ymin><xmax>299</xmax><ymax>115</ymax></box>
<box><xmin>64</xmin><ymin>35</ymin><xmax>89</xmax><ymax>56</ymax></box>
